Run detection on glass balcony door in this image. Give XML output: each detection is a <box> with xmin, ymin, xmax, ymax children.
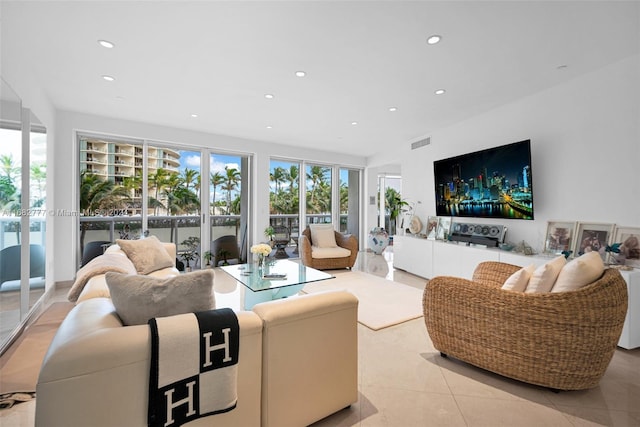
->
<box><xmin>1</xmin><ymin>79</ymin><xmax>47</xmax><ymax>351</ymax></box>
<box><xmin>78</xmin><ymin>135</ymin><xmax>251</xmax><ymax>272</ymax></box>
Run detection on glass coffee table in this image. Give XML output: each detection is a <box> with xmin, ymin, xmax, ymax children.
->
<box><xmin>220</xmin><ymin>259</ymin><xmax>334</xmax><ymax>309</ymax></box>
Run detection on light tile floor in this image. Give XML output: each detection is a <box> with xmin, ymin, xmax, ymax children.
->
<box><xmin>2</xmin><ymin>247</ymin><xmax>639</xmax><ymax>426</ymax></box>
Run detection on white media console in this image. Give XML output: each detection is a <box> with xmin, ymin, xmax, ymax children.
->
<box><xmin>393</xmin><ymin>234</ymin><xmax>640</xmax><ymax>350</ymax></box>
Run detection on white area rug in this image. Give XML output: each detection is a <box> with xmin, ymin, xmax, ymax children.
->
<box><xmin>302</xmin><ymin>270</ymin><xmax>425</xmax><ymax>330</ymax></box>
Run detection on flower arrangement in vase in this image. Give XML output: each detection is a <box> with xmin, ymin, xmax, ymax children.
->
<box><xmin>251</xmin><ymin>243</ymin><xmax>272</xmax><ymax>269</ymax></box>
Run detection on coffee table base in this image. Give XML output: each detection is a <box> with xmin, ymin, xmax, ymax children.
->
<box><xmin>243</xmin><ymin>283</ymin><xmax>305</xmax><ymax>309</ymax></box>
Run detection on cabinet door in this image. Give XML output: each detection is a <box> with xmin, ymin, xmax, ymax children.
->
<box><xmin>618</xmin><ymin>270</ymin><xmax>639</xmax><ymax>350</ymax></box>
<box><xmin>393</xmin><ymin>236</ymin><xmax>432</xmax><ymax>278</ymax></box>
<box><xmin>432</xmin><ymin>242</ymin><xmax>499</xmax><ymax>279</ymax></box>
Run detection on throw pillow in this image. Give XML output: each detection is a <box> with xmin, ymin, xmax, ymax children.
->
<box><xmin>116</xmin><ymin>235</ymin><xmax>173</xmax><ymax>275</ymax></box>
<box><xmin>551</xmin><ymin>251</ymin><xmax>605</xmax><ymax>292</ymax></box>
<box><xmin>525</xmin><ymin>255</ymin><xmax>566</xmax><ymax>293</ymax></box>
<box><xmin>105</xmin><ymin>269</ymin><xmax>215</xmax><ymax>326</ymax></box>
<box><xmin>501</xmin><ymin>264</ymin><xmax>535</xmax><ymax>292</ymax></box>
<box><xmin>309</xmin><ymin>224</ymin><xmax>338</xmax><ymax>248</ymax></box>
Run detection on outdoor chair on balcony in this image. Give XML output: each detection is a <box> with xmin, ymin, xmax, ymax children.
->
<box><xmin>211</xmin><ymin>235</ymin><xmax>240</xmax><ymax>267</ymax></box>
<box><xmin>81</xmin><ymin>240</ymin><xmax>112</xmax><ymax>267</ymax></box>
<box><xmin>0</xmin><ymin>244</ymin><xmax>46</xmax><ymax>292</ymax></box>
<box><xmin>272</xmin><ymin>225</ymin><xmax>291</xmax><ymax>258</ymax></box>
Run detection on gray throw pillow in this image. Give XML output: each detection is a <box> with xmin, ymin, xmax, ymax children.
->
<box><xmin>115</xmin><ymin>235</ymin><xmax>173</xmax><ymax>274</ymax></box>
<box><xmin>105</xmin><ymin>269</ymin><xmax>215</xmax><ymax>325</ymax></box>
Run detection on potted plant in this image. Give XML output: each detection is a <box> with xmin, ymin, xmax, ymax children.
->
<box><xmin>264</xmin><ymin>226</ymin><xmax>275</xmax><ymax>246</ymax></box>
<box><xmin>203</xmin><ymin>250</ymin><xmax>213</xmax><ymax>267</ymax></box>
<box><xmin>179</xmin><ymin>236</ymin><xmax>200</xmax><ymax>271</ymax></box>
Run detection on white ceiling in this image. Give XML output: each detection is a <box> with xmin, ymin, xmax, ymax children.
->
<box><xmin>2</xmin><ymin>1</ymin><xmax>638</xmax><ymax>158</ymax></box>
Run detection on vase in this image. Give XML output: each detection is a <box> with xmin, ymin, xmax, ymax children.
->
<box><xmin>368</xmin><ymin>227</ymin><xmax>390</xmax><ymax>255</ymax></box>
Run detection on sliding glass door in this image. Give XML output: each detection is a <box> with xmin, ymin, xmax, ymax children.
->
<box><xmin>78</xmin><ymin>133</ymin><xmax>250</xmax><ymax>271</ymax></box>
<box><xmin>269</xmin><ymin>159</ymin><xmax>361</xmax><ymax>257</ymax></box>
<box><xmin>1</xmin><ymin>79</ymin><xmax>47</xmax><ymax>350</ymax></box>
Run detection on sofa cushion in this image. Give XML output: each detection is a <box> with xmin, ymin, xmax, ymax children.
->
<box><xmin>311</xmin><ymin>246</ymin><xmax>352</xmax><ymax>259</ymax></box>
<box><xmin>115</xmin><ymin>236</ymin><xmax>173</xmax><ymax>274</ymax></box>
<box><xmin>501</xmin><ymin>264</ymin><xmax>535</xmax><ymax>292</ymax></box>
<box><xmin>310</xmin><ymin>224</ymin><xmax>337</xmax><ymax>248</ymax></box>
<box><xmin>105</xmin><ymin>269</ymin><xmax>215</xmax><ymax>325</ymax></box>
<box><xmin>552</xmin><ymin>251</ymin><xmax>605</xmax><ymax>293</ymax></box>
<box><xmin>525</xmin><ymin>255</ymin><xmax>566</xmax><ymax>293</ymax></box>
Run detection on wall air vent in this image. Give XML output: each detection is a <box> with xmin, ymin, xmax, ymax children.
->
<box><xmin>411</xmin><ymin>137</ymin><xmax>431</xmax><ymax>150</ymax></box>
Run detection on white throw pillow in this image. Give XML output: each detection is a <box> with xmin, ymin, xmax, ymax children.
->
<box><xmin>502</xmin><ymin>264</ymin><xmax>535</xmax><ymax>292</ymax></box>
<box><xmin>551</xmin><ymin>251</ymin><xmax>605</xmax><ymax>292</ymax></box>
<box><xmin>105</xmin><ymin>269</ymin><xmax>215</xmax><ymax>326</ymax></box>
<box><xmin>525</xmin><ymin>255</ymin><xmax>566</xmax><ymax>293</ymax></box>
<box><xmin>116</xmin><ymin>235</ymin><xmax>174</xmax><ymax>275</ymax></box>
<box><xmin>309</xmin><ymin>224</ymin><xmax>338</xmax><ymax>248</ymax></box>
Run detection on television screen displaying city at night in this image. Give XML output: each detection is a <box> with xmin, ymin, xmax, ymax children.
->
<box><xmin>433</xmin><ymin>140</ymin><xmax>534</xmax><ymax>220</ymax></box>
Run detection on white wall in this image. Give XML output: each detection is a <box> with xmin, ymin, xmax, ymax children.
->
<box><xmin>52</xmin><ymin>111</ymin><xmax>366</xmax><ymax>281</ymax></box>
<box><xmin>398</xmin><ymin>54</ymin><xmax>640</xmax><ymax>253</ymax></box>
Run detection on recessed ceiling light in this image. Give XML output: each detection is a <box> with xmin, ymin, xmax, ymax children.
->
<box><xmin>266</xmin><ymin>125</ymin><xmax>273</xmax><ymax>129</ymax></box>
<box><xmin>389</xmin><ymin>107</ymin><xmax>397</xmax><ymax>112</ymax></box>
<box><xmin>98</xmin><ymin>39</ymin><xmax>115</xmax><ymax>49</ymax></box>
<box><xmin>351</xmin><ymin>121</ymin><xmax>358</xmax><ymax>125</ymax></box>
<box><xmin>434</xmin><ymin>89</ymin><xmax>446</xmax><ymax>95</ymax></box>
<box><xmin>264</xmin><ymin>94</ymin><xmax>274</xmax><ymax>99</ymax></box>
<box><xmin>295</xmin><ymin>71</ymin><xmax>306</xmax><ymax>77</ymax></box>
<box><xmin>427</xmin><ymin>35</ymin><xmax>442</xmax><ymax>45</ymax></box>
<box><xmin>102</xmin><ymin>75</ymin><xmax>115</xmax><ymax>82</ymax></box>
<box><xmin>191</xmin><ymin>114</ymin><xmax>198</xmax><ymax>118</ymax></box>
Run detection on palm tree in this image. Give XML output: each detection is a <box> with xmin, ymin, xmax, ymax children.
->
<box><xmin>0</xmin><ymin>154</ymin><xmax>19</xmax><ymax>181</ymax></box>
<box><xmin>0</xmin><ymin>175</ymin><xmax>18</xmax><ymax>210</ymax></box>
<box><xmin>288</xmin><ymin>165</ymin><xmax>299</xmax><ymax>196</ymax></box>
<box><xmin>30</xmin><ymin>163</ymin><xmax>46</xmax><ymax>206</ymax></box>
<box><xmin>270</xmin><ymin>166</ymin><xmax>287</xmax><ymax>209</ymax></box>
<box><xmin>182</xmin><ymin>168</ymin><xmax>199</xmax><ymax>193</ymax></box>
<box><xmin>148</xmin><ymin>168</ymin><xmax>170</xmax><ymax>215</ymax></box>
<box><xmin>306</xmin><ymin>165</ymin><xmax>327</xmax><ymax>209</ymax></box>
<box><xmin>222</xmin><ymin>166</ymin><xmax>241</xmax><ymax>215</ymax></box>
<box><xmin>79</xmin><ymin>171</ymin><xmax>129</xmax><ymax>253</ymax></box>
<box><xmin>210</xmin><ymin>172</ymin><xmax>224</xmax><ymax>215</ymax></box>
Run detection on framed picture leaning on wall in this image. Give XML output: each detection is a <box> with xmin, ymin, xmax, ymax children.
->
<box><xmin>436</xmin><ymin>217</ymin><xmax>452</xmax><ymax>241</ymax></box>
<box><xmin>573</xmin><ymin>222</ymin><xmax>615</xmax><ymax>261</ymax></box>
<box><xmin>543</xmin><ymin>221</ymin><xmax>576</xmax><ymax>256</ymax></box>
<box><xmin>426</xmin><ymin>216</ymin><xmax>439</xmax><ymax>240</ymax></box>
<box><xmin>612</xmin><ymin>226</ymin><xmax>640</xmax><ymax>268</ymax></box>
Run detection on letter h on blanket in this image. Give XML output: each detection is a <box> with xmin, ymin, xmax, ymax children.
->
<box><xmin>148</xmin><ymin>308</ymin><xmax>240</xmax><ymax>427</ymax></box>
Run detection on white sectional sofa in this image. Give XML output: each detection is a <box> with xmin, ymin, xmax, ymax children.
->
<box><xmin>36</xmin><ymin>241</ymin><xmax>358</xmax><ymax>427</ymax></box>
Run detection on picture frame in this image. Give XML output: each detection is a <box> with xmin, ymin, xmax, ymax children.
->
<box><xmin>573</xmin><ymin>222</ymin><xmax>615</xmax><ymax>261</ymax></box>
<box><xmin>436</xmin><ymin>217</ymin><xmax>452</xmax><ymax>241</ymax></box>
<box><xmin>543</xmin><ymin>221</ymin><xmax>576</xmax><ymax>256</ymax></box>
<box><xmin>612</xmin><ymin>226</ymin><xmax>640</xmax><ymax>268</ymax></box>
<box><xmin>426</xmin><ymin>216</ymin><xmax>439</xmax><ymax>240</ymax></box>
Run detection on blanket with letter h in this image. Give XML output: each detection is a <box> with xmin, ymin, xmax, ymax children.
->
<box><xmin>148</xmin><ymin>308</ymin><xmax>239</xmax><ymax>427</ymax></box>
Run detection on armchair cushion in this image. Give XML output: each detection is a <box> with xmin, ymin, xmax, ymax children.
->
<box><xmin>310</xmin><ymin>246</ymin><xmax>352</xmax><ymax>259</ymax></box>
<box><xmin>115</xmin><ymin>235</ymin><xmax>174</xmax><ymax>275</ymax></box>
<box><xmin>525</xmin><ymin>255</ymin><xmax>566</xmax><ymax>293</ymax></box>
<box><xmin>309</xmin><ymin>224</ymin><xmax>337</xmax><ymax>248</ymax></box>
<box><xmin>552</xmin><ymin>251</ymin><xmax>604</xmax><ymax>292</ymax></box>
<box><xmin>105</xmin><ymin>269</ymin><xmax>215</xmax><ymax>325</ymax></box>
<box><xmin>501</xmin><ymin>264</ymin><xmax>535</xmax><ymax>292</ymax></box>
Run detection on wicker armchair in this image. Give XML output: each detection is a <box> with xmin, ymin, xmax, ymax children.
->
<box><xmin>423</xmin><ymin>261</ymin><xmax>628</xmax><ymax>390</ymax></box>
<box><xmin>299</xmin><ymin>227</ymin><xmax>358</xmax><ymax>270</ymax></box>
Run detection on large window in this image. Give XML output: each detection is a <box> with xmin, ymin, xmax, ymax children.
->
<box><xmin>78</xmin><ymin>134</ymin><xmax>250</xmax><ymax>270</ymax></box>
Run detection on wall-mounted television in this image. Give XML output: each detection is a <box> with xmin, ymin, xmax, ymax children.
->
<box><xmin>434</xmin><ymin>139</ymin><xmax>534</xmax><ymax>220</ymax></box>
